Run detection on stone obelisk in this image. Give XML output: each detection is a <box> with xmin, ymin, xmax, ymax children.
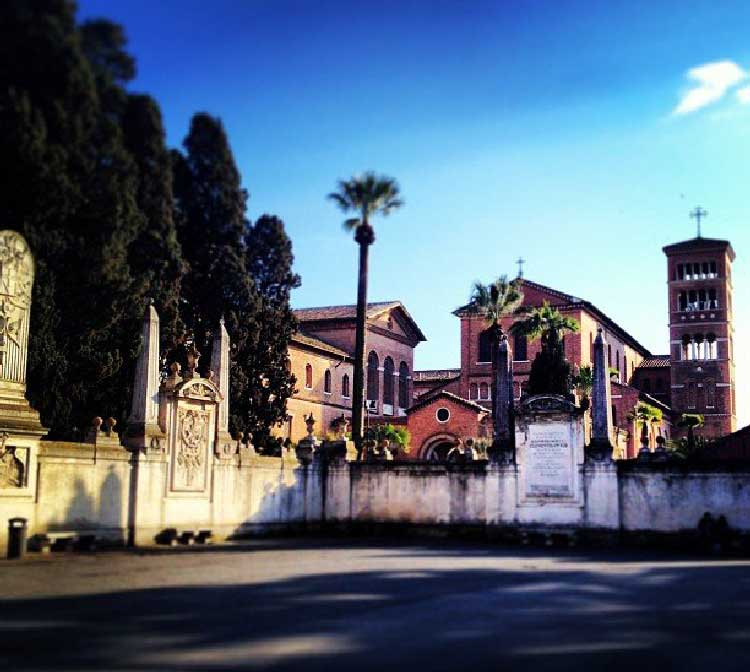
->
<box><xmin>588</xmin><ymin>328</ymin><xmax>614</xmax><ymax>460</ymax></box>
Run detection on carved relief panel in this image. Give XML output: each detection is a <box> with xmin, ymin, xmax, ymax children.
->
<box><xmin>165</xmin><ymin>377</ymin><xmax>220</xmax><ymax>495</ymax></box>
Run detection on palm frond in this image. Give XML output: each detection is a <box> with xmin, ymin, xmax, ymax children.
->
<box><xmin>342</xmin><ymin>218</ymin><xmax>361</xmax><ymax>232</ymax></box>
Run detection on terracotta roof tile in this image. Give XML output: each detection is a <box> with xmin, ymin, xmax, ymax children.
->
<box><xmin>291</xmin><ymin>331</ymin><xmax>352</xmax><ymax>359</ymax></box>
<box><xmin>406</xmin><ymin>390</ymin><xmax>489</xmax><ymax>415</ymax></box>
<box><xmin>637</xmin><ymin>355</ymin><xmax>671</xmax><ymax>369</ymax></box>
<box><xmin>413</xmin><ymin>368</ymin><xmax>461</xmax><ymax>382</ymax></box>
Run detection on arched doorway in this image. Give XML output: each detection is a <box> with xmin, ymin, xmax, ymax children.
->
<box><xmin>421</xmin><ymin>433</ymin><xmax>460</xmax><ymax>461</ymax></box>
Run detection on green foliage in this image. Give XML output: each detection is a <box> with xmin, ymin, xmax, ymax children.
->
<box><xmin>172</xmin><ymin>116</ymin><xmax>299</xmax><ymax>443</ymax></box>
<box><xmin>367</xmin><ymin>423</ymin><xmax>411</xmax><ymax>451</ymax></box>
<box><xmin>513</xmin><ymin>302</ymin><xmax>578</xmax><ymax>398</ymax></box>
<box><xmin>470</xmin><ymin>275</ymin><xmax>524</xmax><ymax>326</ymax></box>
<box><xmin>0</xmin><ymin>4</ymin><xmax>299</xmax><ymax>444</ymax></box>
<box><xmin>328</xmin><ymin>172</ymin><xmax>403</xmax><ymax>230</ymax></box>
<box><xmin>573</xmin><ymin>364</ymin><xmax>593</xmax><ymax>397</ymax></box>
<box><xmin>678</xmin><ymin>413</ymin><xmax>705</xmax><ymax>429</ymax></box>
<box><xmin>629</xmin><ymin>402</ymin><xmax>663</xmax><ymax>426</ymax></box>
<box><xmin>234</xmin><ymin>215</ymin><xmax>300</xmax><ymax>444</ymax></box>
<box><xmin>511</xmin><ymin>301</ymin><xmax>580</xmax><ymax>344</ymax></box>
<box><xmin>122</xmin><ymin>94</ymin><xmax>184</xmax><ymax>353</ymax></box>
<box><xmin>0</xmin><ymin>3</ymin><xmax>153</xmax><ymax>436</ymax></box>
<box><xmin>527</xmin><ymin>332</ymin><xmax>572</xmax><ymax>397</ymax></box>
<box><xmin>172</xmin><ymin>112</ymin><xmax>254</xmax><ymax>358</ymax></box>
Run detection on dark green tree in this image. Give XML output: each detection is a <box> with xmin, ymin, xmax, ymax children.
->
<box><xmin>235</xmin><ymin>215</ymin><xmax>300</xmax><ymax>444</ymax></box>
<box><xmin>122</xmin><ymin>94</ymin><xmax>185</xmax><ymax>353</ymax></box>
<box><xmin>0</xmin><ymin>2</ymin><xmax>148</xmax><ymax>436</ymax></box>
<box><xmin>512</xmin><ymin>302</ymin><xmax>579</xmax><ymax>397</ymax></box>
<box><xmin>173</xmin><ymin>113</ymin><xmax>254</xmax><ymax>361</ymax></box>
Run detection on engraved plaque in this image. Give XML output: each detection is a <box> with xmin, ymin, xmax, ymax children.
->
<box><xmin>524</xmin><ymin>423</ymin><xmax>574</xmax><ymax>498</ymax></box>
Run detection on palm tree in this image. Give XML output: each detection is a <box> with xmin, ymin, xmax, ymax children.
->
<box><xmin>511</xmin><ymin>301</ymin><xmax>579</xmax><ymax>397</ymax></box>
<box><xmin>470</xmin><ymin>276</ymin><xmax>523</xmax><ymax>442</ymax></box>
<box><xmin>510</xmin><ymin>301</ymin><xmax>580</xmax><ymax>346</ymax></box>
<box><xmin>678</xmin><ymin>413</ymin><xmax>705</xmax><ymax>454</ymax></box>
<box><xmin>328</xmin><ymin>173</ymin><xmax>403</xmax><ymax>457</ymax></box>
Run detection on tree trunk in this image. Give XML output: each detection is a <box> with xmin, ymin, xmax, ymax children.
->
<box><xmin>351</xmin><ymin>223</ymin><xmax>374</xmax><ymax>458</ymax></box>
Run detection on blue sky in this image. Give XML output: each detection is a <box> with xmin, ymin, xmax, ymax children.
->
<box><xmin>80</xmin><ymin>0</ymin><xmax>750</xmax><ymax>426</ymax></box>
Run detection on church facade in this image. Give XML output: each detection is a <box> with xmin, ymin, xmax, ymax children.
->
<box><xmin>285</xmin><ymin>234</ymin><xmax>737</xmax><ymax>458</ymax></box>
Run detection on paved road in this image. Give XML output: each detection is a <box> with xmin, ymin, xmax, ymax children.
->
<box><xmin>1</xmin><ymin>537</ymin><xmax>749</xmax><ymax>671</ymax></box>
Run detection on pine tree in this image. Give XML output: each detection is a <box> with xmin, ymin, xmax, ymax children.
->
<box><xmin>237</xmin><ymin>215</ymin><xmax>300</xmax><ymax>443</ymax></box>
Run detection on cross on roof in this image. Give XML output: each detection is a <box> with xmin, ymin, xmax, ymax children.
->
<box><xmin>690</xmin><ymin>206</ymin><xmax>708</xmax><ymax>238</ymax></box>
<box><xmin>516</xmin><ymin>257</ymin><xmax>525</xmax><ymax>279</ymax></box>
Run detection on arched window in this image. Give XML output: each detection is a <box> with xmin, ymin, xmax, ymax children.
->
<box><xmin>470</xmin><ymin>383</ymin><xmax>478</xmax><ymax>399</ymax></box>
<box><xmin>383</xmin><ymin>357</ymin><xmax>395</xmax><ymax>406</ymax></box>
<box><xmin>707</xmin><ymin>333</ymin><xmax>717</xmax><ymax>359</ymax></box>
<box><xmin>616</xmin><ymin>351</ymin><xmax>620</xmax><ymax>374</ymax></box>
<box><xmin>513</xmin><ymin>331</ymin><xmax>527</xmax><ymax>361</ymax></box>
<box><xmin>341</xmin><ymin>373</ymin><xmax>350</xmax><ymax>398</ymax></box>
<box><xmin>479</xmin><ymin>382</ymin><xmax>489</xmax><ymax>400</ymax></box>
<box><xmin>478</xmin><ymin>329</ymin><xmax>492</xmax><ymax>363</ymax></box>
<box><xmin>706</xmin><ymin>379</ymin><xmax>716</xmax><ymax>408</ymax></box>
<box><xmin>366</xmin><ymin>352</ymin><xmax>379</xmax><ymax>401</ymax></box>
<box><xmin>623</xmin><ymin>354</ymin><xmax>628</xmax><ymax>384</ymax></box>
<box><xmin>682</xmin><ymin>334</ymin><xmax>692</xmax><ymax>360</ymax></box>
<box><xmin>305</xmin><ymin>363</ymin><xmax>313</xmax><ymax>389</ymax></box>
<box><xmin>607</xmin><ymin>344</ymin><xmax>612</xmax><ymax>367</ymax></box>
<box><xmin>611</xmin><ymin>404</ymin><xmax>617</xmax><ymax>427</ymax></box>
<box><xmin>687</xmin><ymin>380</ymin><xmax>697</xmax><ymax>409</ymax></box>
<box><xmin>398</xmin><ymin>362</ymin><xmax>409</xmax><ymax>409</ymax></box>
<box><xmin>694</xmin><ymin>333</ymin><xmax>705</xmax><ymax>360</ymax></box>
<box><xmin>324</xmin><ymin>369</ymin><xmax>331</xmax><ymax>394</ymax></box>
<box><xmin>589</xmin><ymin>332</ymin><xmax>593</xmax><ymax>363</ymax></box>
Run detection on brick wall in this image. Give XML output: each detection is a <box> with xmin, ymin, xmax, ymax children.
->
<box><xmin>406</xmin><ymin>395</ymin><xmax>488</xmax><ymax>459</ymax></box>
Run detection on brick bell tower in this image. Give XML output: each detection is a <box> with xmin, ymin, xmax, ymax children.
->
<box><xmin>663</xmin><ymin>211</ymin><xmax>736</xmax><ymax>439</ymax></box>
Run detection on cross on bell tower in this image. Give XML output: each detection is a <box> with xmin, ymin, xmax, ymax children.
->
<box><xmin>690</xmin><ymin>206</ymin><xmax>708</xmax><ymax>238</ymax></box>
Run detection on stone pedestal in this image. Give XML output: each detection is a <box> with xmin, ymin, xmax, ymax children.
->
<box><xmin>514</xmin><ymin>395</ymin><xmax>585</xmax><ymax>526</ymax></box>
<box><xmin>0</xmin><ymin>232</ymin><xmax>48</xmax><ymax>556</ymax></box>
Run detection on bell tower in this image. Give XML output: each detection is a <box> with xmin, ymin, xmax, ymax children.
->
<box><xmin>663</xmin><ymin>220</ymin><xmax>736</xmax><ymax>439</ymax></box>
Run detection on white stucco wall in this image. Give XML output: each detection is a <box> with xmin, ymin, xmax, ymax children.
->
<box><xmin>6</xmin><ymin>441</ymin><xmax>750</xmax><ymax>557</ymax></box>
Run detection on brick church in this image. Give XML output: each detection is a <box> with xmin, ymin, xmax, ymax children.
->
<box><xmin>284</xmin><ymin>234</ymin><xmax>737</xmax><ymax>459</ymax></box>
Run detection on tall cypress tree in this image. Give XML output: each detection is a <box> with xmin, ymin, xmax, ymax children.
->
<box><xmin>1</xmin><ymin>0</ymin><xmax>102</xmax><ymax>436</ymax></box>
<box><xmin>0</xmin><ymin>3</ymin><xmax>165</xmax><ymax>437</ymax></box>
<box><xmin>238</xmin><ymin>215</ymin><xmax>300</xmax><ymax>443</ymax></box>
<box><xmin>172</xmin><ymin>113</ymin><xmax>257</xmax><ymax>371</ymax></box>
<box><xmin>122</xmin><ymin>94</ymin><xmax>184</xmax><ymax>353</ymax></box>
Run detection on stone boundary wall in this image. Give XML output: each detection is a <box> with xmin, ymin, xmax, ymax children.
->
<box><xmin>4</xmin><ymin>449</ymin><xmax>750</xmax><ymax>553</ymax></box>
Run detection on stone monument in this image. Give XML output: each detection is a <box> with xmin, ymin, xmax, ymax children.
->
<box><xmin>587</xmin><ymin>328</ymin><xmax>614</xmax><ymax>461</ymax></box>
<box><xmin>488</xmin><ymin>333</ymin><xmax>514</xmax><ymax>463</ymax></box>
<box><xmin>0</xmin><ymin>231</ymin><xmax>47</xmax><ymax>555</ymax></box>
<box><xmin>126</xmin><ymin>304</ymin><xmax>165</xmax><ymax>452</ymax></box>
<box><xmin>210</xmin><ymin>317</ymin><xmax>234</xmax><ymax>458</ymax></box>
<box><xmin>514</xmin><ymin>395</ymin><xmax>585</xmax><ymax>526</ymax></box>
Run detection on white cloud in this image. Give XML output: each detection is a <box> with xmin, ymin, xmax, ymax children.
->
<box><xmin>737</xmin><ymin>86</ymin><xmax>750</xmax><ymax>105</ymax></box>
<box><xmin>673</xmin><ymin>60</ymin><xmax>747</xmax><ymax>115</ymax></box>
